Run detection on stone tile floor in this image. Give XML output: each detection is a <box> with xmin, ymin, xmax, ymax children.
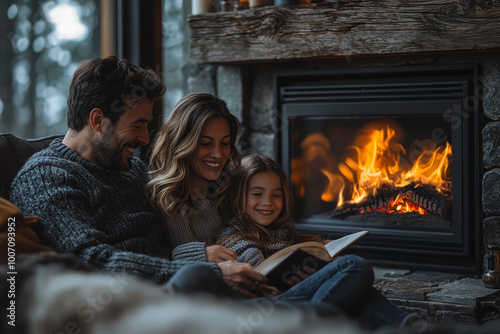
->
<box><xmin>373</xmin><ymin>268</ymin><xmax>500</xmax><ymax>327</ymax></box>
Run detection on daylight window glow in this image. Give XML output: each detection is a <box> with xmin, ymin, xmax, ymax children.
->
<box><xmin>48</xmin><ymin>4</ymin><xmax>87</xmax><ymax>41</ymax></box>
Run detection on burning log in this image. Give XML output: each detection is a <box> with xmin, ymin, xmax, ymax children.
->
<box><xmin>405</xmin><ymin>183</ymin><xmax>452</xmax><ymax>219</ymax></box>
<box><xmin>329</xmin><ymin>182</ymin><xmax>452</xmax><ymax>220</ymax></box>
<box><xmin>344</xmin><ymin>212</ymin><xmax>452</xmax><ymax>229</ymax></box>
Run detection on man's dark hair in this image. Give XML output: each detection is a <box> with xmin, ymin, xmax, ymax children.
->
<box><xmin>67</xmin><ymin>56</ymin><xmax>166</xmax><ymax>131</ymax></box>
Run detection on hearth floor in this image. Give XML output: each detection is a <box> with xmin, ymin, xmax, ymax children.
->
<box><xmin>373</xmin><ymin>268</ymin><xmax>500</xmax><ymax>326</ymax></box>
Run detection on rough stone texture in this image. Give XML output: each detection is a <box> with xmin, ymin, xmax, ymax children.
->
<box><xmin>248</xmin><ymin>131</ymin><xmax>275</xmax><ymax>159</ymax></box>
<box><xmin>375</xmin><ymin>269</ymin><xmax>465</xmax><ymax>285</ymax></box>
<box><xmin>375</xmin><ymin>278</ymin><xmax>440</xmax><ymax>300</ymax></box>
<box><xmin>483</xmin><ymin>55</ymin><xmax>500</xmax><ymax>121</ymax></box>
<box><xmin>373</xmin><ymin>268</ymin><xmax>500</xmax><ymax>326</ymax></box>
<box><xmin>217</xmin><ymin>65</ymin><xmax>243</xmax><ymax>122</ymax></box>
<box><xmin>483</xmin><ymin>122</ymin><xmax>500</xmax><ymax>169</ymax></box>
<box><xmin>183</xmin><ymin>64</ymin><xmax>217</xmax><ymax>95</ymax></box>
<box><xmin>403</xmin><ymin>299</ymin><xmax>473</xmax><ymax>313</ymax></box>
<box><xmin>435</xmin><ymin>310</ymin><xmax>478</xmax><ymax>326</ymax></box>
<box><xmin>401</xmin><ymin>271</ymin><xmax>467</xmax><ymax>285</ymax></box>
<box><xmin>374</xmin><ymin>270</ymin><xmax>467</xmax><ymax>301</ymax></box>
<box><xmin>249</xmin><ymin>71</ymin><xmax>274</xmax><ymax>133</ymax></box>
<box><xmin>483</xmin><ymin>169</ymin><xmax>500</xmax><ymax>216</ymax></box>
<box><xmin>392</xmin><ymin>298</ymin><xmax>478</xmax><ymax>326</ymax></box>
<box><xmin>427</xmin><ymin>278</ymin><xmax>497</xmax><ymax>307</ymax></box>
<box><xmin>477</xmin><ymin>293</ymin><xmax>500</xmax><ymax>323</ymax></box>
<box><xmin>484</xmin><ymin>217</ymin><xmax>500</xmax><ymax>250</ymax></box>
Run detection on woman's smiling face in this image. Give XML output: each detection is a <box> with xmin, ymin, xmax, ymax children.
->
<box><xmin>190</xmin><ymin>117</ymin><xmax>231</xmax><ymax>191</ymax></box>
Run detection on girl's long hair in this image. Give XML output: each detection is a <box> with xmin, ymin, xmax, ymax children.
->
<box><xmin>147</xmin><ymin>93</ymin><xmax>241</xmax><ymax>220</ymax></box>
<box><xmin>219</xmin><ymin>154</ymin><xmax>323</xmax><ymax>256</ymax></box>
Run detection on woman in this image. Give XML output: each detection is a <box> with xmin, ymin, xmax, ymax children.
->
<box><xmin>148</xmin><ymin>92</ymin><xmax>241</xmax><ymax>263</ymax></box>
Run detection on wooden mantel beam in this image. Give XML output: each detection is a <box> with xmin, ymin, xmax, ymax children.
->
<box><xmin>188</xmin><ymin>1</ymin><xmax>500</xmax><ymax>64</ymax></box>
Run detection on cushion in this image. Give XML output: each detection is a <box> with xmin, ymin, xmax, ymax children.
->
<box><xmin>0</xmin><ymin>133</ymin><xmax>62</xmax><ymax>199</ymax></box>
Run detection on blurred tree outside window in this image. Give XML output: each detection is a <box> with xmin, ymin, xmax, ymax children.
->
<box><xmin>162</xmin><ymin>0</ymin><xmax>189</xmax><ymax>120</ymax></box>
<box><xmin>0</xmin><ymin>0</ymin><xmax>100</xmax><ymax>138</ymax></box>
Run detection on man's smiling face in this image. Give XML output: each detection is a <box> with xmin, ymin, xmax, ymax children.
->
<box><xmin>93</xmin><ymin>99</ymin><xmax>153</xmax><ymax>171</ymax></box>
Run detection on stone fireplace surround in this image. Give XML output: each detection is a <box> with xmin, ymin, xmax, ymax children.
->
<box><xmin>186</xmin><ymin>53</ymin><xmax>500</xmax><ymax>267</ymax></box>
<box><xmin>182</xmin><ymin>53</ymin><xmax>500</xmax><ymax>324</ymax></box>
<box><xmin>184</xmin><ymin>2</ymin><xmax>500</xmax><ymax>324</ymax></box>
<box><xmin>186</xmin><ymin>3</ymin><xmax>500</xmax><ymax>275</ymax></box>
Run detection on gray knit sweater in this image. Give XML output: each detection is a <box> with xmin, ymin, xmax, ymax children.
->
<box><xmin>10</xmin><ymin>138</ymin><xmax>221</xmax><ymax>284</ymax></box>
<box><xmin>165</xmin><ymin>199</ymin><xmax>224</xmax><ymax>250</ymax></box>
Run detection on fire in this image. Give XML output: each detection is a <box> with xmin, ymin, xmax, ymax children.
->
<box><xmin>320</xmin><ymin>169</ymin><xmax>345</xmax><ymax>207</ymax></box>
<box><xmin>360</xmin><ymin>194</ymin><xmax>430</xmax><ymax>215</ymax></box>
<box><xmin>319</xmin><ymin>125</ymin><xmax>452</xmax><ymax>215</ymax></box>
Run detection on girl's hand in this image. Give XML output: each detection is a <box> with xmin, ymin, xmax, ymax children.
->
<box><xmin>206</xmin><ymin>245</ymin><xmax>237</xmax><ymax>263</ymax></box>
<box><xmin>322</xmin><ymin>239</ymin><xmax>333</xmax><ymax>245</ymax></box>
<box><xmin>287</xmin><ymin>266</ymin><xmax>316</xmax><ymax>287</ymax></box>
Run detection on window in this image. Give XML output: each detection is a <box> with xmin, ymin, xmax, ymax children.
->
<box><xmin>162</xmin><ymin>0</ymin><xmax>190</xmax><ymax>119</ymax></box>
<box><xmin>0</xmin><ymin>0</ymin><xmax>100</xmax><ymax>138</ymax></box>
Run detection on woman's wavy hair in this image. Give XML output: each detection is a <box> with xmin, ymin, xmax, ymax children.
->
<box><xmin>147</xmin><ymin>93</ymin><xmax>241</xmax><ymax>220</ymax></box>
<box><xmin>221</xmin><ymin>154</ymin><xmax>322</xmax><ymax>254</ymax></box>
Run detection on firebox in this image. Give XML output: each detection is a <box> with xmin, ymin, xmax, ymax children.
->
<box><xmin>275</xmin><ymin>65</ymin><xmax>481</xmax><ymax>273</ymax></box>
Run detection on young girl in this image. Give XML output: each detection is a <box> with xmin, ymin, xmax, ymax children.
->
<box><xmin>217</xmin><ymin>154</ymin><xmax>323</xmax><ymax>269</ymax></box>
<box><xmin>217</xmin><ymin>154</ymin><xmax>413</xmax><ymax>328</ymax></box>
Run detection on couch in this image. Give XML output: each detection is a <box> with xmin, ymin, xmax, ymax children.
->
<box><xmin>0</xmin><ymin>133</ymin><xmax>63</xmax><ymax>200</ymax></box>
<box><xmin>0</xmin><ymin>133</ymin><xmax>60</xmax><ymax>260</ymax></box>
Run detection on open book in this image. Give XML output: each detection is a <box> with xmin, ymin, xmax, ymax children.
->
<box><xmin>255</xmin><ymin>231</ymin><xmax>369</xmax><ymax>292</ymax></box>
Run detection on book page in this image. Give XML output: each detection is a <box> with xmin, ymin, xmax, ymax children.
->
<box><xmin>324</xmin><ymin>231</ymin><xmax>369</xmax><ymax>258</ymax></box>
<box><xmin>255</xmin><ymin>241</ymin><xmax>327</xmax><ymax>274</ymax></box>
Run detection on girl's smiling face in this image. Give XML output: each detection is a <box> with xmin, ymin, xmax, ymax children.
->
<box><xmin>245</xmin><ymin>171</ymin><xmax>283</xmax><ymax>226</ymax></box>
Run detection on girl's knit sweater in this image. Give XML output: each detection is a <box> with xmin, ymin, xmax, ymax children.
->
<box><xmin>217</xmin><ymin>218</ymin><xmax>292</xmax><ymax>268</ymax></box>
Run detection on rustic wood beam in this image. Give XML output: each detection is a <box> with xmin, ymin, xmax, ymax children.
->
<box><xmin>189</xmin><ymin>1</ymin><xmax>500</xmax><ymax>64</ymax></box>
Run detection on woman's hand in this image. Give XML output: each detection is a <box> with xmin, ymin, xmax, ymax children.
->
<box><xmin>206</xmin><ymin>245</ymin><xmax>237</xmax><ymax>263</ymax></box>
<box><xmin>217</xmin><ymin>260</ymin><xmax>267</xmax><ymax>298</ymax></box>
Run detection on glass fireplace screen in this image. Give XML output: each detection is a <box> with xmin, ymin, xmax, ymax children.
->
<box><xmin>289</xmin><ymin>115</ymin><xmax>453</xmax><ymax>232</ymax></box>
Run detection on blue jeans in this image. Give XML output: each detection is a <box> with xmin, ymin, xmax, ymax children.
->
<box><xmin>166</xmin><ymin>263</ymin><xmax>242</xmax><ymax>299</ymax></box>
<box><xmin>166</xmin><ymin>257</ymin><xmax>408</xmax><ymax>327</ymax></box>
<box><xmin>275</xmin><ymin>254</ymin><xmax>408</xmax><ymax>327</ymax></box>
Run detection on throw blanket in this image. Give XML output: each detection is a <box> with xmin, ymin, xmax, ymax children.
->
<box><xmin>0</xmin><ymin>197</ymin><xmax>52</xmax><ymax>262</ymax></box>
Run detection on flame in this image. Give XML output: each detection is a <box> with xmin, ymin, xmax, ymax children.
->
<box><xmin>345</xmin><ymin>126</ymin><xmax>406</xmax><ymax>204</ymax></box>
<box><xmin>318</xmin><ymin>125</ymin><xmax>452</xmax><ymax>214</ymax></box>
<box><xmin>401</xmin><ymin>142</ymin><xmax>452</xmax><ymax>190</ymax></box>
<box><xmin>320</xmin><ymin>169</ymin><xmax>345</xmax><ymax>207</ymax></box>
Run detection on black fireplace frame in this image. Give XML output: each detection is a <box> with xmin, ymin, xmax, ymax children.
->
<box><xmin>274</xmin><ymin>65</ymin><xmax>482</xmax><ymax>274</ymax></box>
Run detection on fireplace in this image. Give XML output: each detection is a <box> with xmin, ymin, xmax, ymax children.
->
<box><xmin>275</xmin><ymin>65</ymin><xmax>481</xmax><ymax>273</ymax></box>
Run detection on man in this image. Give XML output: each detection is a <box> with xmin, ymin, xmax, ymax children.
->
<box><xmin>10</xmin><ymin>56</ymin><xmax>265</xmax><ymax>294</ymax></box>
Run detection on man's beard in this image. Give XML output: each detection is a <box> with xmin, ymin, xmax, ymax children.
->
<box><xmin>93</xmin><ymin>126</ymin><xmax>132</xmax><ymax>171</ymax></box>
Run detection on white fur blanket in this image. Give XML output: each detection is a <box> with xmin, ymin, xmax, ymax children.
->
<box><xmin>12</xmin><ymin>267</ymin><xmax>366</xmax><ymax>334</ymax></box>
